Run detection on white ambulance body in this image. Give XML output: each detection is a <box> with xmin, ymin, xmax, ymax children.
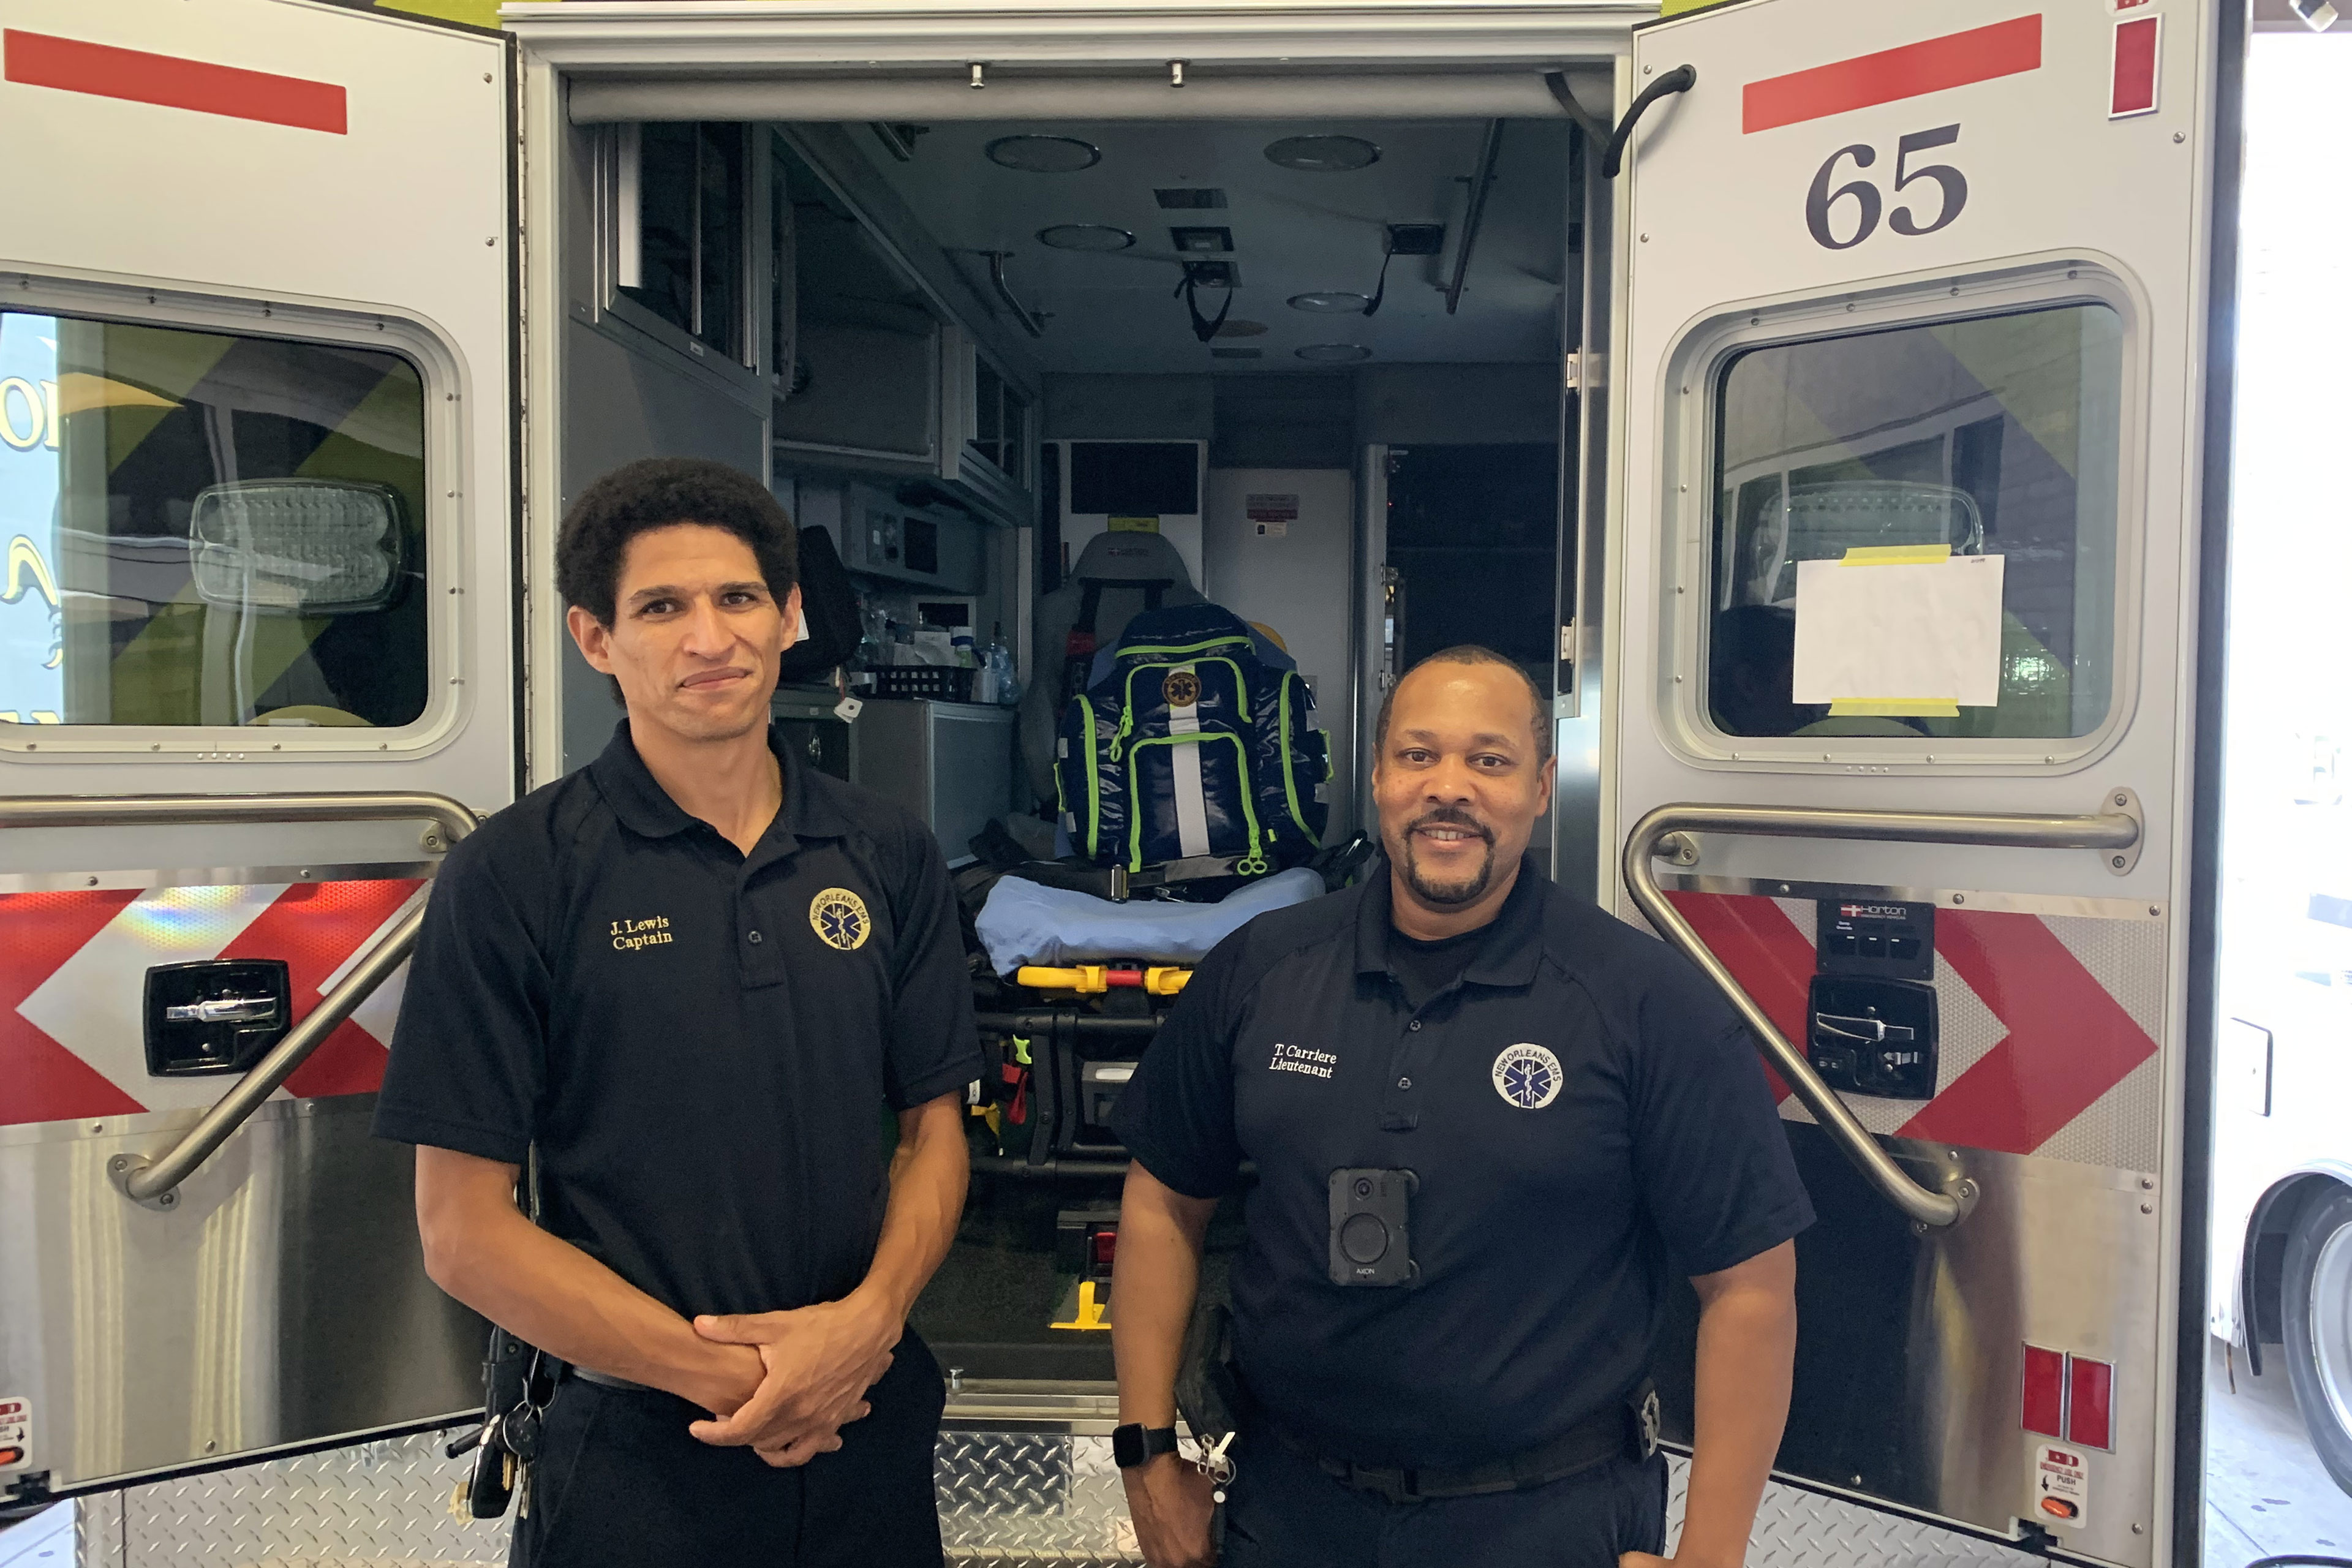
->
<box><xmin>0</xmin><ymin>0</ymin><xmax>2327</xmax><ymax>1562</ymax></box>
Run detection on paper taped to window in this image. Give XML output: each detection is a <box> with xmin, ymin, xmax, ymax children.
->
<box><xmin>1790</xmin><ymin>548</ymin><xmax>2005</xmax><ymax>711</ymax></box>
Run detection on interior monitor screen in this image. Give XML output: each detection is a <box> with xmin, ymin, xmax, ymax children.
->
<box><xmin>1068</xmin><ymin>442</ymin><xmax>1199</xmax><ymax>516</ymax></box>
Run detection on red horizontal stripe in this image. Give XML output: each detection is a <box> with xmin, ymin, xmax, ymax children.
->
<box><xmin>1744</xmin><ymin>15</ymin><xmax>2042</xmax><ymax>134</ymax></box>
<box><xmin>3</xmin><ymin>29</ymin><xmax>346</xmax><ymax>135</ymax></box>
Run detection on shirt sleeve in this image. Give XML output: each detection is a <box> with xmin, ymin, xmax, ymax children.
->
<box><xmin>370</xmin><ymin>829</ymin><xmax>551</xmax><ymax>1164</ymax></box>
<box><xmin>1107</xmin><ymin>932</ymin><xmax>1248</xmax><ymax>1200</ymax></box>
<box><xmin>881</xmin><ymin>823</ymin><xmax>986</xmax><ymax>1111</ymax></box>
<box><xmin>1626</xmin><ymin>976</ymin><xmax>1815</xmax><ymax>1278</ymax></box>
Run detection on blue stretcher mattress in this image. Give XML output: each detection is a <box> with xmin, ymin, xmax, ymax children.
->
<box><xmin>975</xmin><ymin>867</ymin><xmax>1325</xmax><ymax>976</ymax></box>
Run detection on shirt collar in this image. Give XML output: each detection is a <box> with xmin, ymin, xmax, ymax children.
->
<box><xmin>589</xmin><ymin>718</ymin><xmax>852</xmax><ymax>846</ymax></box>
<box><xmin>1353</xmin><ymin>850</ymin><xmax>1551</xmax><ymax>989</ymax></box>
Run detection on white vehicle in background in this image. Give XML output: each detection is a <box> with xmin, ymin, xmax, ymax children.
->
<box><xmin>2207</xmin><ymin>50</ymin><xmax>2352</xmax><ymax>1499</ymax></box>
<box><xmin>2210</xmin><ymin>725</ymin><xmax>2352</xmax><ymax>1498</ymax></box>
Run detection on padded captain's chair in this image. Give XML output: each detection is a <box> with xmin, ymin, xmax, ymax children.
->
<box><xmin>1019</xmin><ymin>530</ymin><xmax>1206</xmax><ymax>811</ymax></box>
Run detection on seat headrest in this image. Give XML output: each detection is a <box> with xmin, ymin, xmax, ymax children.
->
<box><xmin>1071</xmin><ymin>529</ymin><xmax>1196</xmax><ymax>589</ymax></box>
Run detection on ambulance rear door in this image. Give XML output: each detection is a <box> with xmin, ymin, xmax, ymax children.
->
<box><xmin>1607</xmin><ymin>0</ymin><xmax>2234</xmax><ymax>1562</ymax></box>
<box><xmin>0</xmin><ymin>0</ymin><xmax>514</xmax><ymax>1497</ymax></box>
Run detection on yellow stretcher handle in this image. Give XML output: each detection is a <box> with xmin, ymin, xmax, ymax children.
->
<box><xmin>1050</xmin><ymin>1279</ymin><xmax>1112</xmax><ymax>1332</ymax></box>
<box><xmin>1015</xmin><ymin>965</ymin><xmax>1193</xmax><ymax>996</ymax></box>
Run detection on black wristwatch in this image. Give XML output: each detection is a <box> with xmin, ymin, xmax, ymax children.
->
<box><xmin>1112</xmin><ymin>1423</ymin><xmax>1181</xmax><ymax>1469</ymax></box>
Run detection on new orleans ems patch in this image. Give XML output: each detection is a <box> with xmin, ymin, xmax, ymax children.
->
<box><xmin>1491</xmin><ymin>1042</ymin><xmax>1562</xmax><ymax>1109</ymax></box>
<box><xmin>809</xmin><ymin>888</ymin><xmax>871</xmax><ymax>951</ymax></box>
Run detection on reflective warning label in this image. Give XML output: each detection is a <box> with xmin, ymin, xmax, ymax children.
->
<box><xmin>1246</xmin><ymin>494</ymin><xmax>1298</xmax><ymax>537</ymax></box>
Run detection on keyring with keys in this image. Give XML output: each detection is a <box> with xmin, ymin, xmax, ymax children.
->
<box><xmin>1193</xmin><ymin>1431</ymin><xmax>1236</xmax><ymax>1501</ymax></box>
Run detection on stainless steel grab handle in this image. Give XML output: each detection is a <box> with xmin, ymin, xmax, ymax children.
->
<box><xmin>0</xmin><ymin>793</ymin><xmax>480</xmax><ymax>1205</ymax></box>
<box><xmin>1620</xmin><ymin>798</ymin><xmax>2142</xmax><ymax>1229</ymax></box>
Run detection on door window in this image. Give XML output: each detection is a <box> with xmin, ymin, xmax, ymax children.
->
<box><xmin>1705</xmin><ymin>303</ymin><xmax>2125</xmax><ymax>741</ymax></box>
<box><xmin>0</xmin><ymin>311</ymin><xmax>428</xmax><ymax>729</ymax></box>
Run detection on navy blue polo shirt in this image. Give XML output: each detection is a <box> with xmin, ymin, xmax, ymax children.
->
<box><xmin>374</xmin><ymin>719</ymin><xmax>984</xmax><ymax>1319</ymax></box>
<box><xmin>1109</xmin><ymin>857</ymin><xmax>1812</xmax><ymax>1469</ymax></box>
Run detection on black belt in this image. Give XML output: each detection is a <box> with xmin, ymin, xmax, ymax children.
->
<box><xmin>567</xmin><ymin>1365</ymin><xmax>654</xmax><ymax>1393</ymax></box>
<box><xmin>1270</xmin><ymin>1381</ymin><xmax>1660</xmax><ymax>1506</ymax></box>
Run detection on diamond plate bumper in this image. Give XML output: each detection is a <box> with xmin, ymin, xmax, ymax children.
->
<box><xmin>57</xmin><ymin>1427</ymin><xmax>2057</xmax><ymax>1567</ymax></box>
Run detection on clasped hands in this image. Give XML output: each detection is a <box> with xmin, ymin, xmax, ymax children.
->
<box><xmin>684</xmin><ymin>1294</ymin><xmax>898</xmax><ymax>1469</ymax></box>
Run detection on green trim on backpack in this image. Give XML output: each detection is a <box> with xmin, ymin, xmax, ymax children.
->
<box><xmin>1277</xmin><ymin>672</ymin><xmax>1311</xmax><ymax>842</ymax></box>
<box><xmin>1123</xmin><ymin>732</ymin><xmax>1264</xmax><ymax>872</ymax></box>
<box><xmin>1116</xmin><ymin>634</ymin><xmax>1253</xmax><ymax>660</ymax></box>
<box><xmin>1078</xmin><ymin>696</ymin><xmax>1102</xmax><ymax>859</ymax></box>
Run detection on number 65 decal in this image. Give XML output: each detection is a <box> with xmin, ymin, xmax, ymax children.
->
<box><xmin>1805</xmin><ymin>125</ymin><xmax>1967</xmax><ymax>251</ymax></box>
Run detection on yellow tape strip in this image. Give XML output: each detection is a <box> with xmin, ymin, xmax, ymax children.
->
<box><xmin>1838</xmin><ymin>543</ymin><xmax>1953</xmax><ymax>566</ymax></box>
<box><xmin>1828</xmin><ymin>698</ymin><xmax>1961</xmax><ymax>717</ymax></box>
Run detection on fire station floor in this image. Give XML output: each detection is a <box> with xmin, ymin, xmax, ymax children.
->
<box><xmin>2203</xmin><ymin>1334</ymin><xmax>2352</xmax><ymax>1565</ymax></box>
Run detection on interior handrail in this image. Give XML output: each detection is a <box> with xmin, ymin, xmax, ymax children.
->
<box><xmin>1620</xmin><ymin>798</ymin><xmax>2142</xmax><ymax>1229</ymax></box>
<box><xmin>0</xmin><ymin>793</ymin><xmax>480</xmax><ymax>1205</ymax></box>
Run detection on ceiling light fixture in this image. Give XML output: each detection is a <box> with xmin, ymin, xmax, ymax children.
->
<box><xmin>1170</xmin><ymin>227</ymin><xmax>1234</xmax><ymax>253</ymax></box>
<box><xmin>1038</xmin><ymin>224</ymin><xmax>1136</xmax><ymax>252</ymax></box>
<box><xmin>986</xmin><ymin>135</ymin><xmax>1101</xmax><ymax>173</ymax></box>
<box><xmin>1264</xmin><ymin>135</ymin><xmax>1381</xmax><ymax>173</ymax></box>
<box><xmin>1296</xmin><ymin>344</ymin><xmax>1371</xmax><ymax>363</ymax></box>
<box><xmin>1289</xmin><ymin>292</ymin><xmax>1373</xmax><ymax>314</ymax></box>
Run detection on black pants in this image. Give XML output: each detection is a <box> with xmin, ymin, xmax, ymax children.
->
<box><xmin>509</xmin><ymin>1330</ymin><xmax>946</xmax><ymax>1568</ymax></box>
<box><xmin>1219</xmin><ymin>1422</ymin><xmax>1668</xmax><ymax>1568</ymax></box>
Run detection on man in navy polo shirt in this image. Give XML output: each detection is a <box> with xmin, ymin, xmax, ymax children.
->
<box><xmin>1107</xmin><ymin>646</ymin><xmax>1812</xmax><ymax>1568</ymax></box>
<box><xmin>374</xmin><ymin>458</ymin><xmax>981</xmax><ymax>1567</ymax></box>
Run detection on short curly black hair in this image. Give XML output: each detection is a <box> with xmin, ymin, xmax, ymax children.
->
<box><xmin>555</xmin><ymin>458</ymin><xmax>798</xmax><ymax>627</ymax></box>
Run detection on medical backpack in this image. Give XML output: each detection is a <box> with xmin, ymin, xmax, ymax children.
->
<box><xmin>1055</xmin><ymin>603</ymin><xmax>1329</xmax><ymax>873</ymax></box>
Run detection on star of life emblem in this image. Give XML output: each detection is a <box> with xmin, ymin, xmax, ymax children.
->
<box><xmin>1490</xmin><ymin>1042</ymin><xmax>1562</xmax><ymax>1110</ymax></box>
<box><xmin>809</xmin><ymin>888</ymin><xmax>871</xmax><ymax>951</ymax></box>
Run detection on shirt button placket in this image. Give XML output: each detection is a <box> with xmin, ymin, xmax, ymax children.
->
<box><xmin>1381</xmin><ymin>1013</ymin><xmax>1425</xmax><ymax>1132</ymax></box>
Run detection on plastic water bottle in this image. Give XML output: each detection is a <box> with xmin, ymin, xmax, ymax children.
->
<box><xmin>985</xmin><ymin>625</ymin><xmax>1020</xmax><ymax>706</ymax></box>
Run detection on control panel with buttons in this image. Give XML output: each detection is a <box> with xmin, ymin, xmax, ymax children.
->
<box><xmin>1808</xmin><ymin>898</ymin><xmax>1939</xmax><ymax>1099</ymax></box>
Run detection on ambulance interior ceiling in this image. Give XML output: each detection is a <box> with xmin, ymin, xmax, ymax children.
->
<box><xmin>837</xmin><ymin>118</ymin><xmax>1575</xmax><ymax>375</ymax></box>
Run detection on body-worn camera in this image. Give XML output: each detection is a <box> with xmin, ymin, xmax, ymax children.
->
<box><xmin>1328</xmin><ymin>1167</ymin><xmax>1419</xmax><ymax>1287</ymax></box>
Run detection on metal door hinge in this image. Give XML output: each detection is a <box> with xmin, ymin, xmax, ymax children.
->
<box><xmin>1564</xmin><ymin>352</ymin><xmax>1605</xmax><ymax>391</ymax></box>
<box><xmin>1559</xmin><ymin>621</ymin><xmax>1577</xmax><ymax>662</ymax></box>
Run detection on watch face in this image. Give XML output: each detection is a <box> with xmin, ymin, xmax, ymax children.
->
<box><xmin>1113</xmin><ymin>1424</ymin><xmax>1146</xmax><ymax>1468</ymax></box>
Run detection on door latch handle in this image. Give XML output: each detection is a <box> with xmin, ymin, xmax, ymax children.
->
<box><xmin>163</xmin><ymin>995</ymin><xmax>282</xmax><ymax>1025</ymax></box>
<box><xmin>1814</xmin><ymin>1013</ymin><xmax>1915</xmax><ymax>1046</ymax></box>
